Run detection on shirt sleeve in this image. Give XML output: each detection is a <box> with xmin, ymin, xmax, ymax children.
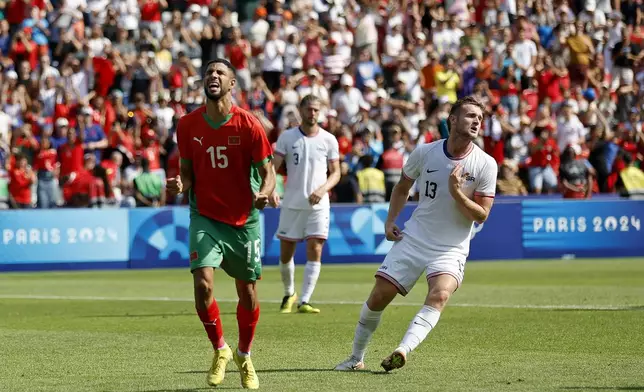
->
<box><xmin>475</xmin><ymin>158</ymin><xmax>498</xmax><ymax>198</ymax></box>
<box><xmin>176</xmin><ymin>116</ymin><xmax>192</xmax><ymax>163</ymax></box>
<box><xmin>328</xmin><ymin>135</ymin><xmax>340</xmax><ymax>162</ymax></box>
<box><xmin>402</xmin><ymin>145</ymin><xmax>423</xmax><ymax>180</ymax></box>
<box><xmin>250</xmin><ymin>116</ymin><xmax>273</xmax><ymax>167</ymax></box>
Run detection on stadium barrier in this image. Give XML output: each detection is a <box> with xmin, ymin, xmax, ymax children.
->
<box><xmin>1</xmin><ymin>199</ymin><xmax>643</xmax><ymax>271</ymax></box>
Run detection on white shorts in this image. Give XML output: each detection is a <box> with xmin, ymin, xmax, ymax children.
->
<box><xmin>276</xmin><ymin>207</ymin><xmax>330</xmax><ymax>242</ymax></box>
<box><xmin>376</xmin><ymin>237</ymin><xmax>466</xmax><ymax>296</ymax></box>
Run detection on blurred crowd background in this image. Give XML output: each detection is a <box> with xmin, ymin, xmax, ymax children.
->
<box><xmin>1</xmin><ymin>0</ymin><xmax>644</xmax><ymax>209</ymax></box>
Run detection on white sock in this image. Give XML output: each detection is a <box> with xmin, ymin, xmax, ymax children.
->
<box><xmin>351</xmin><ymin>303</ymin><xmax>383</xmax><ymax>361</ymax></box>
<box><xmin>396</xmin><ymin>305</ymin><xmax>441</xmax><ymax>356</ymax></box>
<box><xmin>280</xmin><ymin>258</ymin><xmax>295</xmax><ymax>297</ymax></box>
<box><xmin>237</xmin><ymin>348</ymin><xmax>250</xmax><ymax>357</ymax></box>
<box><xmin>299</xmin><ymin>261</ymin><xmax>321</xmax><ymax>304</ymax></box>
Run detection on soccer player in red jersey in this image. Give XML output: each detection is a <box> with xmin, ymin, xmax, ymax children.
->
<box><xmin>167</xmin><ymin>59</ymin><xmax>275</xmax><ymax>390</ymax></box>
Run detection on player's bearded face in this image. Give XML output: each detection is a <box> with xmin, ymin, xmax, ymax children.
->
<box><xmin>203</xmin><ymin>66</ymin><xmax>233</xmax><ymax>101</ymax></box>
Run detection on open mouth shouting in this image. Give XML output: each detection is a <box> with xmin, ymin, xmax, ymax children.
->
<box><xmin>208</xmin><ymin>79</ymin><xmax>221</xmax><ymax>94</ymax></box>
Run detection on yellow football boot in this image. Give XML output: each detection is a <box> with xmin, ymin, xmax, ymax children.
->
<box><xmin>297</xmin><ymin>302</ymin><xmax>320</xmax><ymax>314</ymax></box>
<box><xmin>279</xmin><ymin>293</ymin><xmax>298</xmax><ymax>314</ymax></box>
<box><xmin>206</xmin><ymin>344</ymin><xmax>232</xmax><ymax>386</ymax></box>
<box><xmin>233</xmin><ymin>349</ymin><xmax>259</xmax><ymax>389</ymax></box>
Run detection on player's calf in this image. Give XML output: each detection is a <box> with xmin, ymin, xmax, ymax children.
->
<box><xmin>235</xmin><ymin>280</ymin><xmax>259</xmax><ymax>355</ymax></box>
<box><xmin>193</xmin><ymin>268</ymin><xmax>227</xmax><ymax>350</ymax></box>
<box><xmin>298</xmin><ymin>238</ymin><xmax>325</xmax><ymax>310</ymax></box>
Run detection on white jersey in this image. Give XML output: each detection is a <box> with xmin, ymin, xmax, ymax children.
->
<box><xmin>275</xmin><ymin>127</ymin><xmax>340</xmax><ymax>210</ymax></box>
<box><xmin>401</xmin><ymin>140</ymin><xmax>497</xmax><ymax>256</ymax></box>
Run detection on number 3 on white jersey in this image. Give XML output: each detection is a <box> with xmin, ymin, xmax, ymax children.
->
<box><xmin>206</xmin><ymin>146</ymin><xmax>228</xmax><ymax>168</ymax></box>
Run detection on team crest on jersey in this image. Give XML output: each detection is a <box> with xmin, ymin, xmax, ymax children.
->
<box><xmin>228</xmin><ymin>136</ymin><xmax>241</xmax><ymax>145</ymax></box>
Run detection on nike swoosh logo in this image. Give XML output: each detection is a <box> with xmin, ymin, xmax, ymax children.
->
<box><xmin>427</xmin><ymin>169</ymin><xmax>438</xmax><ymax>173</ymax></box>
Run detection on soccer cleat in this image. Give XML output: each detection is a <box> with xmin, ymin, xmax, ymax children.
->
<box><xmin>381</xmin><ymin>350</ymin><xmax>406</xmax><ymax>372</ymax></box>
<box><xmin>334</xmin><ymin>356</ymin><xmax>365</xmax><ymax>371</ymax></box>
<box><xmin>207</xmin><ymin>344</ymin><xmax>233</xmax><ymax>386</ymax></box>
<box><xmin>279</xmin><ymin>293</ymin><xmax>298</xmax><ymax>314</ymax></box>
<box><xmin>233</xmin><ymin>349</ymin><xmax>259</xmax><ymax>389</ymax></box>
<box><xmin>297</xmin><ymin>303</ymin><xmax>320</xmax><ymax>314</ymax></box>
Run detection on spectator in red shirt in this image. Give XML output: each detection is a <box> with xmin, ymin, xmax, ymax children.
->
<box><xmin>58</xmin><ymin>127</ymin><xmax>84</xmax><ymax>178</ymax></box>
<box><xmin>54</xmin><ymin>89</ymin><xmax>78</xmax><ymax>128</ymax></box>
<box><xmin>12</xmin><ymin>123</ymin><xmax>39</xmax><ymax>164</ymax></box>
<box><xmin>110</xmin><ymin>120</ymin><xmax>136</xmax><ymax>162</ymax></box>
<box><xmin>138</xmin><ymin>128</ymin><xmax>163</xmax><ymax>182</ymax></box>
<box><xmin>528</xmin><ymin>127</ymin><xmax>560</xmax><ymax>194</ymax></box>
<box><xmin>10</xmin><ymin>28</ymin><xmax>38</xmax><ymax>70</ymax></box>
<box><xmin>536</xmin><ymin>56</ymin><xmax>569</xmax><ymax>107</ymax></box>
<box><xmin>62</xmin><ymin>154</ymin><xmax>104</xmax><ymax>208</ymax></box>
<box><xmin>33</xmin><ymin>135</ymin><xmax>59</xmax><ymax>208</ymax></box>
<box><xmin>225</xmin><ymin>27</ymin><xmax>252</xmax><ymax>93</ymax></box>
<box><xmin>140</xmin><ymin>0</ymin><xmax>167</xmax><ymax>39</ymax></box>
<box><xmin>5</xmin><ymin>0</ymin><xmax>30</xmax><ymax>30</ymax></box>
<box><xmin>8</xmin><ymin>153</ymin><xmax>35</xmax><ymax>208</ymax></box>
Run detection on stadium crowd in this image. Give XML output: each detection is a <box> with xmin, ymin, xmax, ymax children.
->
<box><xmin>1</xmin><ymin>0</ymin><xmax>644</xmax><ymax>209</ymax></box>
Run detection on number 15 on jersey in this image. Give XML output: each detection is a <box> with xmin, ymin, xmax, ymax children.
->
<box><xmin>207</xmin><ymin>146</ymin><xmax>228</xmax><ymax>168</ymax></box>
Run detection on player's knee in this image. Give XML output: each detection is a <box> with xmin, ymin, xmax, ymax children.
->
<box><xmin>194</xmin><ymin>277</ymin><xmax>213</xmax><ymax>305</ymax></box>
<box><xmin>306</xmin><ymin>239</ymin><xmax>324</xmax><ymax>256</ymax></box>
<box><xmin>427</xmin><ymin>289</ymin><xmax>451</xmax><ymax>309</ymax></box>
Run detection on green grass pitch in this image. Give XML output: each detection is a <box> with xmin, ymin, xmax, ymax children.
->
<box><xmin>1</xmin><ymin>258</ymin><xmax>643</xmax><ymax>392</ymax></box>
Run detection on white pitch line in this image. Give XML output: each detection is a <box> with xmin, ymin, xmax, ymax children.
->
<box><xmin>0</xmin><ymin>294</ymin><xmax>639</xmax><ymax>311</ymax></box>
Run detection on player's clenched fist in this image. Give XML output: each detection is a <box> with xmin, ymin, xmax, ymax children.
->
<box><xmin>268</xmin><ymin>191</ymin><xmax>280</xmax><ymax>208</ymax></box>
<box><xmin>448</xmin><ymin>164</ymin><xmax>467</xmax><ymax>193</ymax></box>
<box><xmin>167</xmin><ymin>176</ymin><xmax>183</xmax><ymax>195</ymax></box>
<box><xmin>308</xmin><ymin>188</ymin><xmax>325</xmax><ymax>205</ymax></box>
<box><xmin>385</xmin><ymin>221</ymin><xmax>403</xmax><ymax>242</ymax></box>
<box><xmin>253</xmin><ymin>192</ymin><xmax>269</xmax><ymax>210</ymax></box>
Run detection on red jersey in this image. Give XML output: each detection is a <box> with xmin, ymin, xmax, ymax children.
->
<box><xmin>225</xmin><ymin>41</ymin><xmax>249</xmax><ymax>70</ymax></box>
<box><xmin>529</xmin><ymin>138</ymin><xmax>559</xmax><ymax>169</ymax></box>
<box><xmin>101</xmin><ymin>160</ymin><xmax>119</xmax><ymax>185</ymax></box>
<box><xmin>33</xmin><ymin>148</ymin><xmax>58</xmax><ymax>173</ymax></box>
<box><xmin>177</xmin><ymin>105</ymin><xmax>273</xmax><ymax>227</ymax></box>
<box><xmin>337</xmin><ymin>135</ymin><xmax>352</xmax><ymax>156</ymax></box>
<box><xmin>140</xmin><ymin>0</ymin><xmax>162</xmax><ymax>21</ymax></box>
<box><xmin>139</xmin><ymin>143</ymin><xmax>161</xmax><ymax>171</ymax></box>
<box><xmin>9</xmin><ymin>168</ymin><xmax>33</xmax><ymax>204</ymax></box>
<box><xmin>59</xmin><ymin>142</ymin><xmax>84</xmax><ymax>177</ymax></box>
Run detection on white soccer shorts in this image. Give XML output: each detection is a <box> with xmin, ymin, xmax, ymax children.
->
<box><xmin>276</xmin><ymin>207</ymin><xmax>330</xmax><ymax>242</ymax></box>
<box><xmin>375</xmin><ymin>236</ymin><xmax>466</xmax><ymax>295</ymax></box>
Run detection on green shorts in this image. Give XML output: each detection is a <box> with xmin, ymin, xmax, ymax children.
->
<box><xmin>189</xmin><ymin>212</ymin><xmax>262</xmax><ymax>282</ymax></box>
